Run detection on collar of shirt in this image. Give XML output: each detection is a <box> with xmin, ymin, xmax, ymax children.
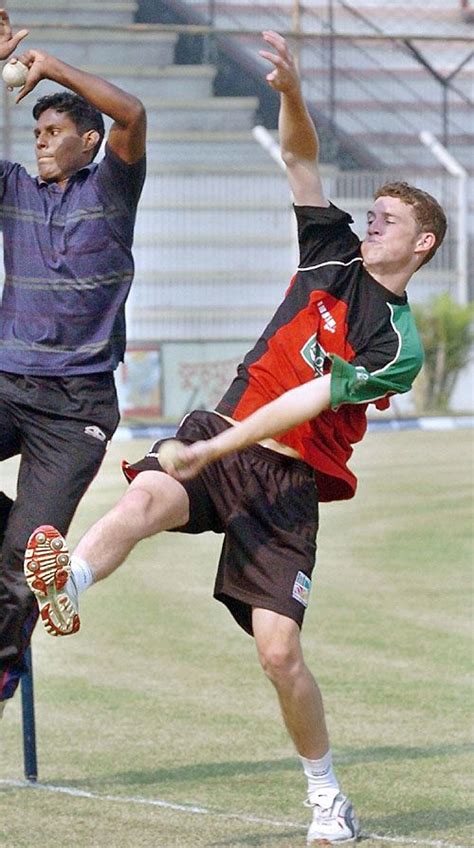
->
<box><xmin>35</xmin><ymin>162</ymin><xmax>95</xmax><ymax>187</ymax></box>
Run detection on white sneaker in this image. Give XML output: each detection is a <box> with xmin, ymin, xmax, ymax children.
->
<box><xmin>24</xmin><ymin>526</ymin><xmax>80</xmax><ymax>637</ymax></box>
<box><xmin>306</xmin><ymin>792</ymin><xmax>360</xmax><ymax>844</ymax></box>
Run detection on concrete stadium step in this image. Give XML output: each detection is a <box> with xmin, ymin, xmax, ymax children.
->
<box><xmin>144</xmin><ymin>131</ymin><xmax>276</xmax><ymax>165</ymax></box>
<box><xmin>139</xmin><ymin>167</ymin><xmax>291</xmax><ymax>205</ymax></box>
<box><xmin>130</xmin><ymin>268</ymin><xmax>292</xmax><ymax>287</ymax></box>
<box><xmin>353</xmin><ymin>134</ymin><xmax>472</xmax><ymax>170</ymax></box>
<box><xmin>13</xmin><ymin>1</ymin><xmax>137</xmax><ymax>26</ymax></box>
<box><xmin>302</xmin><ymin>68</ymin><xmax>474</xmax><ymax>102</ymax></box>
<box><xmin>0</xmin><ymin>63</ymin><xmax>217</xmax><ymax>110</ymax></box>
<box><xmin>175</xmin><ymin>7</ymin><xmax>471</xmax><ymax>65</ymax></box>
<box><xmin>180</xmin><ymin>0</ymin><xmax>472</xmax><ymax>38</ymax></box>
<box><xmin>129</xmin><ymin>271</ymin><xmax>290</xmax><ymax>310</ymax></box>
<box><xmin>140</xmin><ymin>96</ymin><xmax>259</xmax><ymax>132</ymax></box>
<box><xmin>297</xmin><ymin>40</ymin><xmax>473</xmax><ymax>72</ymax></box>
<box><xmin>127</xmin><ymin>305</ymin><xmax>277</xmax><ymax>342</ymax></box>
<box><xmin>127</xmin><ymin>269</ymin><xmax>295</xmax><ymax>341</ymax></box>
<box><xmin>333</xmin><ymin>101</ymin><xmax>473</xmax><ymax>137</ymax></box>
<box><xmin>133</xmin><ymin>235</ymin><xmax>294</xmax><ymax>274</ymax></box>
<box><xmin>15</xmin><ymin>24</ymin><xmax>176</xmax><ymax>66</ymax></box>
<box><xmin>135</xmin><ymin>201</ymin><xmax>293</xmax><ymax>236</ymax></box>
<box><xmin>82</xmin><ymin>65</ymin><xmax>217</xmax><ymax>100</ymax></box>
<box><xmin>318</xmin><ymin>4</ymin><xmax>469</xmax><ymax>37</ymax></box>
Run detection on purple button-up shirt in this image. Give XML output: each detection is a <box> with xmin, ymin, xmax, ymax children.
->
<box><xmin>0</xmin><ymin>144</ymin><xmax>146</xmax><ymax>375</ymax></box>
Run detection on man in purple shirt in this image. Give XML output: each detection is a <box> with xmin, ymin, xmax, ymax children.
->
<box><xmin>0</xmin><ymin>9</ymin><xmax>146</xmax><ymax>713</ymax></box>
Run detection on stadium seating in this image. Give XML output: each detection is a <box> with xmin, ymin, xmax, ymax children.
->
<box><xmin>0</xmin><ymin>0</ymin><xmax>471</xmax><ymax>344</ymax></box>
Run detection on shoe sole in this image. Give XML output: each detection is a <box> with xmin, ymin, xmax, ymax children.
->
<box><xmin>308</xmin><ymin>840</ymin><xmax>359</xmax><ymax>846</ymax></box>
<box><xmin>308</xmin><ymin>828</ymin><xmax>360</xmax><ymax>845</ymax></box>
<box><xmin>24</xmin><ymin>525</ymin><xmax>80</xmax><ymax>637</ymax></box>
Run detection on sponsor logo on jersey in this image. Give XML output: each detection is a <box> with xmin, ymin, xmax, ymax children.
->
<box><xmin>317</xmin><ymin>300</ymin><xmax>337</xmax><ymax>334</ymax></box>
<box><xmin>84</xmin><ymin>425</ymin><xmax>107</xmax><ymax>442</ymax></box>
<box><xmin>292</xmin><ymin>571</ymin><xmax>312</xmax><ymax>607</ymax></box>
<box><xmin>300</xmin><ymin>335</ymin><xmax>329</xmax><ymax>376</ymax></box>
<box><xmin>355</xmin><ymin>366</ymin><xmax>369</xmax><ymax>382</ymax></box>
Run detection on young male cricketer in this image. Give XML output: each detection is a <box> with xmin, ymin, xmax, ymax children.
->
<box><xmin>0</xmin><ymin>9</ymin><xmax>146</xmax><ymax>712</ymax></box>
<box><xmin>24</xmin><ymin>31</ymin><xmax>446</xmax><ymax>845</ymax></box>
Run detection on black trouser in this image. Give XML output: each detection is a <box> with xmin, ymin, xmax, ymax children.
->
<box><xmin>0</xmin><ymin>372</ymin><xmax>120</xmax><ymax>699</ymax></box>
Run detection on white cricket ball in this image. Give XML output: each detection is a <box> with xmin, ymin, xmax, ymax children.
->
<box><xmin>157</xmin><ymin>439</ymin><xmax>187</xmax><ymax>471</ymax></box>
<box><xmin>2</xmin><ymin>60</ymin><xmax>28</xmax><ymax>87</ymax></box>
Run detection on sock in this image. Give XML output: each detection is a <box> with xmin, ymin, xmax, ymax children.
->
<box><xmin>69</xmin><ymin>555</ymin><xmax>94</xmax><ymax>596</ymax></box>
<box><xmin>300</xmin><ymin>750</ymin><xmax>339</xmax><ymax>801</ymax></box>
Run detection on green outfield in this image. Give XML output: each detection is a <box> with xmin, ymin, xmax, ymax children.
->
<box><xmin>1</xmin><ymin>427</ymin><xmax>473</xmax><ymax>848</ymax></box>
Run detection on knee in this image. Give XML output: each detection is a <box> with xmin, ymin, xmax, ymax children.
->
<box><xmin>122</xmin><ymin>482</ymin><xmax>155</xmax><ymax>514</ymax></box>
<box><xmin>111</xmin><ymin>485</ymin><xmax>156</xmax><ymax>537</ymax></box>
<box><xmin>257</xmin><ymin>640</ymin><xmax>302</xmax><ymax>686</ymax></box>
<box><xmin>110</xmin><ymin>474</ymin><xmax>185</xmax><ymax>539</ymax></box>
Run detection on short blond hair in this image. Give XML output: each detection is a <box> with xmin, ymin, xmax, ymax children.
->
<box><xmin>375</xmin><ymin>181</ymin><xmax>447</xmax><ymax>267</ymax></box>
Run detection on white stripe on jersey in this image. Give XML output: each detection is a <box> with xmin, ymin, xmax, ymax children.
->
<box><xmin>298</xmin><ymin>257</ymin><xmax>363</xmax><ymax>272</ymax></box>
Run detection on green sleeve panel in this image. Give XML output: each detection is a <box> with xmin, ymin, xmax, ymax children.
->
<box><xmin>330</xmin><ymin>303</ymin><xmax>424</xmax><ymax>408</ymax></box>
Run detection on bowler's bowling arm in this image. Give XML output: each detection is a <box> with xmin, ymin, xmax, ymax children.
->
<box><xmin>172</xmin><ymin>374</ymin><xmax>331</xmax><ymax>479</ymax></box>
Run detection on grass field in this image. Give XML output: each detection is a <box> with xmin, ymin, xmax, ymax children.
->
<box><xmin>1</xmin><ymin>427</ymin><xmax>473</xmax><ymax>848</ymax></box>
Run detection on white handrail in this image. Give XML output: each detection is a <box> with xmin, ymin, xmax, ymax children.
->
<box><xmin>252</xmin><ymin>124</ymin><xmax>286</xmax><ymax>171</ymax></box>
<box><xmin>419</xmin><ymin>130</ymin><xmax>468</xmax><ymax>306</ymax></box>
<box><xmin>252</xmin><ymin>124</ymin><xmax>300</xmax><ymax>268</ymax></box>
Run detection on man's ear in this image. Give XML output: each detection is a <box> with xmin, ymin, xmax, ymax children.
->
<box><xmin>82</xmin><ymin>129</ymin><xmax>100</xmax><ymax>154</ymax></box>
<box><xmin>415</xmin><ymin>231</ymin><xmax>436</xmax><ymax>256</ymax></box>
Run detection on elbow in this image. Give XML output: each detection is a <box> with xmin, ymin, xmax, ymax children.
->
<box><xmin>128</xmin><ymin>98</ymin><xmax>147</xmax><ymax>131</ymax></box>
<box><xmin>281</xmin><ymin>149</ymin><xmax>300</xmax><ymax>169</ymax></box>
<box><xmin>281</xmin><ymin>148</ymin><xmax>318</xmax><ymax>171</ymax></box>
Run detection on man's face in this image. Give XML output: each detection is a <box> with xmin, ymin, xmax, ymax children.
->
<box><xmin>361</xmin><ymin>196</ymin><xmax>424</xmax><ymax>272</ymax></box>
<box><xmin>34</xmin><ymin>108</ymin><xmax>92</xmax><ymax>183</ymax></box>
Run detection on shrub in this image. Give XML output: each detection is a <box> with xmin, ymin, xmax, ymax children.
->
<box><xmin>413</xmin><ymin>294</ymin><xmax>474</xmax><ymax>413</ymax></box>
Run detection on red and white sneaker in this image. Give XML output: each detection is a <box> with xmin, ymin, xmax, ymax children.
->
<box><xmin>24</xmin><ymin>525</ymin><xmax>80</xmax><ymax>637</ymax></box>
<box><xmin>306</xmin><ymin>792</ymin><xmax>360</xmax><ymax>844</ymax></box>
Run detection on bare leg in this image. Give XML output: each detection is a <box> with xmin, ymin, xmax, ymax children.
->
<box><xmin>252</xmin><ymin>607</ymin><xmax>329</xmax><ymax>758</ymax></box>
<box><xmin>24</xmin><ymin>471</ymin><xmax>190</xmax><ymax>638</ymax></box>
<box><xmin>75</xmin><ymin>471</ymin><xmax>190</xmax><ymax>582</ymax></box>
<box><xmin>252</xmin><ymin>610</ymin><xmax>360</xmax><ymax>842</ymax></box>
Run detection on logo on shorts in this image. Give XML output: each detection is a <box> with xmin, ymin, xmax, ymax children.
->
<box><xmin>84</xmin><ymin>425</ymin><xmax>106</xmax><ymax>442</ymax></box>
<box><xmin>292</xmin><ymin>571</ymin><xmax>312</xmax><ymax>607</ymax></box>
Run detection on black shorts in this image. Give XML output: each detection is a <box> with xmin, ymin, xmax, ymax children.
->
<box><xmin>124</xmin><ymin>410</ymin><xmax>319</xmax><ymax>636</ymax></box>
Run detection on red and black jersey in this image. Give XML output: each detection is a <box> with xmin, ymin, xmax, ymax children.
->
<box><xmin>216</xmin><ymin>204</ymin><xmax>424</xmax><ymax>502</ymax></box>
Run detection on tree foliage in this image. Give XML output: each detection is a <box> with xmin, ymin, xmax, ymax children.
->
<box><xmin>413</xmin><ymin>294</ymin><xmax>474</xmax><ymax>413</ymax></box>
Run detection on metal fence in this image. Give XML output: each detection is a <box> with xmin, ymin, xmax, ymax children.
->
<box><xmin>0</xmin><ymin>7</ymin><xmax>472</xmax><ymax>357</ymax></box>
<box><xmin>184</xmin><ymin>6</ymin><xmax>473</xmax><ymax>164</ymax></box>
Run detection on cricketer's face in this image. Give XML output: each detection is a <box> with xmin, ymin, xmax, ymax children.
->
<box><xmin>361</xmin><ymin>195</ymin><xmax>426</xmax><ymax>273</ymax></box>
<box><xmin>34</xmin><ymin>108</ymin><xmax>95</xmax><ymax>185</ymax></box>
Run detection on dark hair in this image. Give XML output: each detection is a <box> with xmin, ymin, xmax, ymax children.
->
<box><xmin>374</xmin><ymin>181</ymin><xmax>448</xmax><ymax>268</ymax></box>
<box><xmin>32</xmin><ymin>91</ymin><xmax>105</xmax><ymax>161</ymax></box>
